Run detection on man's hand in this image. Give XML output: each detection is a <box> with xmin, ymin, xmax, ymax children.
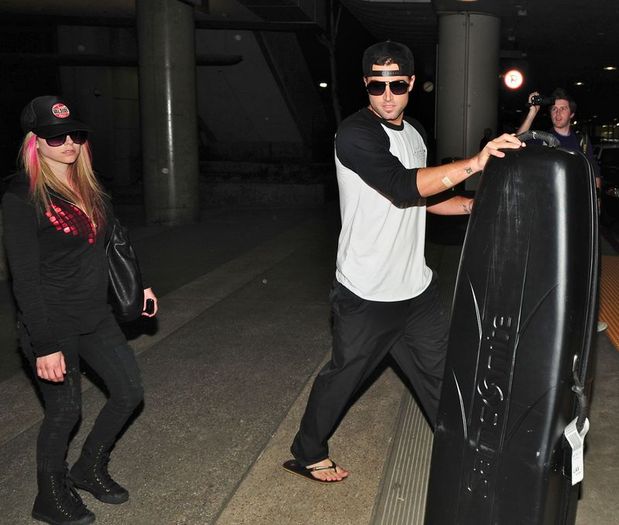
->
<box><xmin>527</xmin><ymin>91</ymin><xmax>541</xmax><ymax>114</ymax></box>
<box><xmin>516</xmin><ymin>91</ymin><xmax>541</xmax><ymax>134</ymax></box>
<box><xmin>36</xmin><ymin>351</ymin><xmax>66</xmax><ymax>382</ymax></box>
<box><xmin>471</xmin><ymin>133</ymin><xmax>524</xmax><ymax>172</ymax></box>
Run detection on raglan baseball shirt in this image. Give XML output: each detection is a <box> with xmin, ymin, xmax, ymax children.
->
<box><xmin>334</xmin><ymin>107</ymin><xmax>432</xmax><ymax>302</ymax></box>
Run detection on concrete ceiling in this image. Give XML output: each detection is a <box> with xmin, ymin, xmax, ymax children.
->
<box><xmin>0</xmin><ymin>0</ymin><xmax>135</xmax><ymax>17</ymax></box>
<box><xmin>339</xmin><ymin>0</ymin><xmax>619</xmax><ymax>120</ymax></box>
<box><xmin>2</xmin><ymin>0</ymin><xmax>618</xmax><ymax>120</ymax></box>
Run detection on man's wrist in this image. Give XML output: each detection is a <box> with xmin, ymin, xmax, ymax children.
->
<box><xmin>466</xmin><ymin>159</ymin><xmax>481</xmax><ymax>175</ymax></box>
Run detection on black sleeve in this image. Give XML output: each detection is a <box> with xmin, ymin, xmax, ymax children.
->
<box><xmin>335</xmin><ymin>118</ymin><xmax>421</xmax><ymax>206</ymax></box>
<box><xmin>1</xmin><ymin>192</ymin><xmax>59</xmax><ymax>357</ymax></box>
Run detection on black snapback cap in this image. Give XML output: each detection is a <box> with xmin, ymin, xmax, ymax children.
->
<box><xmin>20</xmin><ymin>95</ymin><xmax>91</xmax><ymax>138</ymax></box>
<box><xmin>362</xmin><ymin>41</ymin><xmax>415</xmax><ymax>77</ymax></box>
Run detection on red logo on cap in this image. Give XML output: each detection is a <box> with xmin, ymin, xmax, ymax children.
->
<box><xmin>51</xmin><ymin>103</ymin><xmax>70</xmax><ymax>119</ymax></box>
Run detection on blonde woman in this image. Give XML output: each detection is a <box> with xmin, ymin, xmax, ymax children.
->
<box><xmin>2</xmin><ymin>95</ymin><xmax>157</xmax><ymax>525</ymax></box>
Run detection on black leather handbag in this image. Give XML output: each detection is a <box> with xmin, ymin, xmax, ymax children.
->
<box><xmin>106</xmin><ymin>218</ymin><xmax>144</xmax><ymax>323</ymax></box>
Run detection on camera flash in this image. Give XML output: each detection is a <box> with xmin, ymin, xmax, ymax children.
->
<box><xmin>504</xmin><ymin>69</ymin><xmax>524</xmax><ymax>90</ymax></box>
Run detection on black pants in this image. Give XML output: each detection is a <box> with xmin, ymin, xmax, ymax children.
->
<box><xmin>20</xmin><ymin>313</ymin><xmax>144</xmax><ymax>472</ymax></box>
<box><xmin>291</xmin><ymin>276</ymin><xmax>449</xmax><ymax>466</ymax></box>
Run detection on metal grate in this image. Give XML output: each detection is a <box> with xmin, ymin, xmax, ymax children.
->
<box><xmin>371</xmin><ymin>390</ymin><xmax>433</xmax><ymax>525</ymax></box>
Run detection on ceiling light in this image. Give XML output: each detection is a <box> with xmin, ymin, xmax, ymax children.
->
<box><xmin>319</xmin><ymin>82</ymin><xmax>328</xmax><ymax>89</ymax></box>
<box><xmin>603</xmin><ymin>66</ymin><xmax>617</xmax><ymax>71</ymax></box>
<box><xmin>574</xmin><ymin>81</ymin><xmax>584</xmax><ymax>86</ymax></box>
<box><xmin>503</xmin><ymin>69</ymin><xmax>524</xmax><ymax>90</ymax></box>
<box><xmin>423</xmin><ymin>81</ymin><xmax>434</xmax><ymax>93</ymax></box>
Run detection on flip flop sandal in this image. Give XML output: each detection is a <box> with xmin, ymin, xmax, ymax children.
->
<box><xmin>282</xmin><ymin>459</ymin><xmax>346</xmax><ymax>484</ymax></box>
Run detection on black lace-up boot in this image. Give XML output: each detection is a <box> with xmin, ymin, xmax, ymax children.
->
<box><xmin>69</xmin><ymin>445</ymin><xmax>129</xmax><ymax>504</ymax></box>
<box><xmin>32</xmin><ymin>470</ymin><xmax>95</xmax><ymax>525</ymax></box>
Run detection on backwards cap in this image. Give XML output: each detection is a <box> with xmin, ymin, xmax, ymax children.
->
<box><xmin>362</xmin><ymin>41</ymin><xmax>415</xmax><ymax>77</ymax></box>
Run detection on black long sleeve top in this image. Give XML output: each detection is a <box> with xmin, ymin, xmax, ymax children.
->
<box><xmin>2</xmin><ymin>172</ymin><xmax>113</xmax><ymax>357</ymax></box>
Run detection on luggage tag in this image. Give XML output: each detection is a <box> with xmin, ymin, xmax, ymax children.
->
<box><xmin>564</xmin><ymin>417</ymin><xmax>590</xmax><ymax>485</ymax></box>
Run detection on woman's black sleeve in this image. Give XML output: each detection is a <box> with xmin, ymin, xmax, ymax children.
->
<box><xmin>1</xmin><ymin>193</ymin><xmax>59</xmax><ymax>357</ymax></box>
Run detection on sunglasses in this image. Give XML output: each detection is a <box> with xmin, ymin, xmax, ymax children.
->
<box><xmin>366</xmin><ymin>80</ymin><xmax>410</xmax><ymax>96</ymax></box>
<box><xmin>44</xmin><ymin>131</ymin><xmax>88</xmax><ymax>147</ymax></box>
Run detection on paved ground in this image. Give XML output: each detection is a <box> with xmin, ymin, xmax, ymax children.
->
<box><xmin>0</xmin><ymin>204</ymin><xmax>617</xmax><ymax>524</ymax></box>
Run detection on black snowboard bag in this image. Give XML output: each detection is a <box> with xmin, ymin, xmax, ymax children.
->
<box><xmin>424</xmin><ymin>134</ymin><xmax>599</xmax><ymax>525</ymax></box>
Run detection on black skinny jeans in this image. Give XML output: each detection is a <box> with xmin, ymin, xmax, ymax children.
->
<box><xmin>20</xmin><ymin>313</ymin><xmax>143</xmax><ymax>472</ymax></box>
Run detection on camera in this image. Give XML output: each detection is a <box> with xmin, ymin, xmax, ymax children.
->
<box><xmin>528</xmin><ymin>95</ymin><xmax>555</xmax><ymax>107</ymax></box>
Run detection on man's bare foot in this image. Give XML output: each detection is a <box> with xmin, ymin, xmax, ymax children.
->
<box><xmin>282</xmin><ymin>458</ymin><xmax>349</xmax><ymax>483</ymax></box>
<box><xmin>306</xmin><ymin>459</ymin><xmax>349</xmax><ymax>482</ymax></box>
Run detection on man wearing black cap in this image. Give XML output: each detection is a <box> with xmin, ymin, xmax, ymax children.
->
<box><xmin>283</xmin><ymin>41</ymin><xmax>523</xmax><ymax>483</ymax></box>
<box><xmin>517</xmin><ymin>88</ymin><xmax>606</xmax><ymax>332</ymax></box>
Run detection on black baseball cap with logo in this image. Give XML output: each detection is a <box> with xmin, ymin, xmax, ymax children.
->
<box><xmin>20</xmin><ymin>95</ymin><xmax>91</xmax><ymax>138</ymax></box>
<box><xmin>362</xmin><ymin>41</ymin><xmax>415</xmax><ymax>77</ymax></box>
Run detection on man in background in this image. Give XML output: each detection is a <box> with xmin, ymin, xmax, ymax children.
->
<box><xmin>518</xmin><ymin>88</ymin><xmax>606</xmax><ymax>332</ymax></box>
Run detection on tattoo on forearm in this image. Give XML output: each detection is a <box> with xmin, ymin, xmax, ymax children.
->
<box><xmin>462</xmin><ymin>200</ymin><xmax>473</xmax><ymax>214</ymax></box>
<box><xmin>464</xmin><ymin>167</ymin><xmax>474</xmax><ymax>176</ymax></box>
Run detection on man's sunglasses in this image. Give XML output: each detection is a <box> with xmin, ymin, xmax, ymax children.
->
<box><xmin>45</xmin><ymin>131</ymin><xmax>88</xmax><ymax>147</ymax></box>
<box><xmin>366</xmin><ymin>80</ymin><xmax>410</xmax><ymax>96</ymax></box>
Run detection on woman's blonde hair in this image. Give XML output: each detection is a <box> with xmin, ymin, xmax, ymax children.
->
<box><xmin>19</xmin><ymin>132</ymin><xmax>107</xmax><ymax>229</ymax></box>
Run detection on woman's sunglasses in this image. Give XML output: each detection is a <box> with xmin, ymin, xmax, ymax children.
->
<box><xmin>44</xmin><ymin>131</ymin><xmax>88</xmax><ymax>147</ymax></box>
<box><xmin>366</xmin><ymin>80</ymin><xmax>410</xmax><ymax>96</ymax></box>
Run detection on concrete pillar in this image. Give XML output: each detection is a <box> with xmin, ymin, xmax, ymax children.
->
<box><xmin>0</xmin><ymin>211</ymin><xmax>7</xmax><ymax>280</ymax></box>
<box><xmin>436</xmin><ymin>12</ymin><xmax>500</xmax><ymax>187</ymax></box>
<box><xmin>136</xmin><ymin>0</ymin><xmax>200</xmax><ymax>225</ymax></box>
